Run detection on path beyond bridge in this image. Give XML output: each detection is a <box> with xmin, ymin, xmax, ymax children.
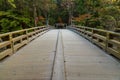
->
<box><xmin>0</xmin><ymin>29</ymin><xmax>120</xmax><ymax>80</ymax></box>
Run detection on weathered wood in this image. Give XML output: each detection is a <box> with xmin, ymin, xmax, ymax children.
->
<box><xmin>0</xmin><ymin>41</ymin><xmax>11</xmax><ymax>48</ymax></box>
<box><xmin>0</xmin><ymin>30</ymin><xmax>57</xmax><ymax>80</ymax></box>
<box><xmin>0</xmin><ymin>49</ymin><xmax>12</xmax><ymax>59</ymax></box>
<box><xmin>0</xmin><ymin>30</ymin><xmax>120</xmax><ymax>80</ymax></box>
<box><xmin>0</xmin><ymin>26</ymin><xmax>49</xmax><ymax>60</ymax></box>
<box><xmin>62</xmin><ymin>30</ymin><xmax>120</xmax><ymax>80</ymax></box>
<box><xmin>69</xmin><ymin>25</ymin><xmax>120</xmax><ymax>59</ymax></box>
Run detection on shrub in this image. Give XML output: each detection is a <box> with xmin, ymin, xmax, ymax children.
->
<box><xmin>100</xmin><ymin>15</ymin><xmax>116</xmax><ymax>31</ymax></box>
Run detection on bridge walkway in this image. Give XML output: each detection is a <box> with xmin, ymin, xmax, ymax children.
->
<box><xmin>0</xmin><ymin>29</ymin><xmax>120</xmax><ymax>80</ymax></box>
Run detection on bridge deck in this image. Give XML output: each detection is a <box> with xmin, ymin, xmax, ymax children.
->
<box><xmin>0</xmin><ymin>29</ymin><xmax>120</xmax><ymax>80</ymax></box>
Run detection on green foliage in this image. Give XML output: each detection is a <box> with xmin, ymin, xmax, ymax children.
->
<box><xmin>96</xmin><ymin>26</ymin><xmax>104</xmax><ymax>29</ymax></box>
<box><xmin>75</xmin><ymin>0</ymin><xmax>85</xmax><ymax>14</ymax></box>
<box><xmin>8</xmin><ymin>0</ymin><xmax>16</xmax><ymax>8</ymax></box>
<box><xmin>100</xmin><ymin>6</ymin><xmax>120</xmax><ymax>18</ymax></box>
<box><xmin>0</xmin><ymin>11</ymin><xmax>31</xmax><ymax>33</ymax></box>
<box><xmin>0</xmin><ymin>18</ymin><xmax>22</xmax><ymax>33</ymax></box>
<box><xmin>1</xmin><ymin>0</ymin><xmax>120</xmax><ymax>33</ymax></box>
<box><xmin>99</xmin><ymin>5</ymin><xmax>120</xmax><ymax>30</ymax></box>
<box><xmin>20</xmin><ymin>17</ymin><xmax>30</xmax><ymax>25</ymax></box>
<box><xmin>74</xmin><ymin>21</ymin><xmax>85</xmax><ymax>26</ymax></box>
<box><xmin>37</xmin><ymin>21</ymin><xmax>43</xmax><ymax>26</ymax></box>
<box><xmin>117</xmin><ymin>21</ymin><xmax>120</xmax><ymax>28</ymax></box>
<box><xmin>0</xmin><ymin>19</ymin><xmax>10</xmax><ymax>32</ymax></box>
<box><xmin>72</xmin><ymin>0</ymin><xmax>120</xmax><ymax>31</ymax></box>
<box><xmin>49</xmin><ymin>18</ymin><xmax>56</xmax><ymax>25</ymax></box>
<box><xmin>100</xmin><ymin>15</ymin><xmax>116</xmax><ymax>30</ymax></box>
<box><xmin>85</xmin><ymin>18</ymin><xmax>100</xmax><ymax>28</ymax></box>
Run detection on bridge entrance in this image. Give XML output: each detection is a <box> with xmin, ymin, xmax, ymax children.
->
<box><xmin>55</xmin><ymin>23</ymin><xmax>66</xmax><ymax>29</ymax></box>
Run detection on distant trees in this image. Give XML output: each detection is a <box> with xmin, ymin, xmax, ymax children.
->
<box><xmin>0</xmin><ymin>0</ymin><xmax>120</xmax><ymax>33</ymax></box>
<box><xmin>0</xmin><ymin>0</ymin><xmax>32</xmax><ymax>33</ymax></box>
<box><xmin>0</xmin><ymin>0</ymin><xmax>51</xmax><ymax>33</ymax></box>
<box><xmin>73</xmin><ymin>0</ymin><xmax>120</xmax><ymax>31</ymax></box>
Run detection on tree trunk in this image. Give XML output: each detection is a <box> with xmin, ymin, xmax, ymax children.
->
<box><xmin>33</xmin><ymin>3</ymin><xmax>37</xmax><ymax>27</ymax></box>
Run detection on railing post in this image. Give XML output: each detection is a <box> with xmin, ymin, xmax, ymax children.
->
<box><xmin>9</xmin><ymin>33</ymin><xmax>14</xmax><ymax>55</ymax></box>
<box><xmin>91</xmin><ymin>28</ymin><xmax>94</xmax><ymax>43</ymax></box>
<box><xmin>34</xmin><ymin>28</ymin><xmax>37</xmax><ymax>35</ymax></box>
<box><xmin>25</xmin><ymin>29</ymin><xmax>29</xmax><ymax>43</ymax></box>
<box><xmin>106</xmin><ymin>32</ymin><xmax>110</xmax><ymax>52</ymax></box>
<box><xmin>83</xmin><ymin>27</ymin><xmax>85</xmax><ymax>35</ymax></box>
<box><xmin>20</xmin><ymin>32</ymin><xmax>23</xmax><ymax>44</ymax></box>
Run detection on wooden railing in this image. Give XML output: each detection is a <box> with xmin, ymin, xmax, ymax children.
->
<box><xmin>0</xmin><ymin>26</ymin><xmax>49</xmax><ymax>60</ymax></box>
<box><xmin>69</xmin><ymin>25</ymin><xmax>120</xmax><ymax>59</ymax></box>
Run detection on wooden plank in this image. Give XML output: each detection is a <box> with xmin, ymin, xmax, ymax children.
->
<box><xmin>12</xmin><ymin>35</ymin><xmax>27</xmax><ymax>42</ymax></box>
<box><xmin>108</xmin><ymin>40</ymin><xmax>120</xmax><ymax>46</ymax></box>
<box><xmin>86</xmin><ymin>31</ymin><xmax>92</xmax><ymax>35</ymax></box>
<box><xmin>93</xmin><ymin>34</ymin><xmax>106</xmax><ymax>41</ymax></box>
<box><xmin>0</xmin><ymin>33</ymin><xmax>10</xmax><ymax>37</ymax></box>
<box><xmin>62</xmin><ymin>30</ymin><xmax>120</xmax><ymax>80</ymax></box>
<box><xmin>107</xmin><ymin>48</ymin><xmax>120</xmax><ymax>59</ymax></box>
<box><xmin>0</xmin><ymin>41</ymin><xmax>11</xmax><ymax>48</ymax></box>
<box><xmin>0</xmin><ymin>49</ymin><xmax>12</xmax><ymax>59</ymax></box>
<box><xmin>0</xmin><ymin>29</ymin><xmax>120</xmax><ymax>80</ymax></box>
<box><xmin>14</xmin><ymin>43</ymin><xmax>22</xmax><ymax>52</ymax></box>
<box><xmin>0</xmin><ymin>30</ymin><xmax>57</xmax><ymax>80</ymax></box>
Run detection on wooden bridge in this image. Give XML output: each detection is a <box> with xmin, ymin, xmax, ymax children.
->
<box><xmin>0</xmin><ymin>26</ymin><xmax>120</xmax><ymax>80</ymax></box>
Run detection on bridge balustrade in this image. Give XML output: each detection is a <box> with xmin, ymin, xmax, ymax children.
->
<box><xmin>0</xmin><ymin>26</ymin><xmax>49</xmax><ymax>60</ymax></box>
<box><xmin>69</xmin><ymin>26</ymin><xmax>120</xmax><ymax>59</ymax></box>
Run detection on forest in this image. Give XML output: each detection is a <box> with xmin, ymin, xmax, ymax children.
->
<box><xmin>0</xmin><ymin>0</ymin><xmax>120</xmax><ymax>33</ymax></box>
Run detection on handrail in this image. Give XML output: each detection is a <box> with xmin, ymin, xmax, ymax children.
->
<box><xmin>0</xmin><ymin>26</ymin><xmax>49</xmax><ymax>60</ymax></box>
<box><xmin>69</xmin><ymin>25</ymin><xmax>120</xmax><ymax>59</ymax></box>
